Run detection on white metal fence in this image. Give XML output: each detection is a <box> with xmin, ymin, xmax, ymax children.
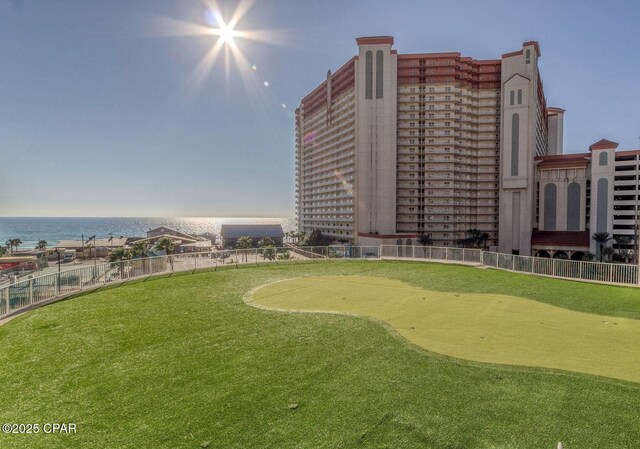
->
<box><xmin>481</xmin><ymin>251</ymin><xmax>639</xmax><ymax>285</ymax></box>
<box><xmin>1</xmin><ymin>245</ymin><xmax>637</xmax><ymax>320</ymax></box>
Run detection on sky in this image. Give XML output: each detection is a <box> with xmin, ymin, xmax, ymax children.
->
<box><xmin>1</xmin><ymin>0</ymin><xmax>639</xmax><ymax>218</ymax></box>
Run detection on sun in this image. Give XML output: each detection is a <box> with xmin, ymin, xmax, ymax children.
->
<box><xmin>211</xmin><ymin>20</ymin><xmax>240</xmax><ymax>45</ymax></box>
<box><xmin>148</xmin><ymin>0</ymin><xmax>289</xmax><ymax>108</ymax></box>
<box><xmin>217</xmin><ymin>24</ymin><xmax>236</xmax><ymax>44</ymax></box>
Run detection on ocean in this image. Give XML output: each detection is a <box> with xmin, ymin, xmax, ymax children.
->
<box><xmin>0</xmin><ymin>217</ymin><xmax>296</xmax><ymax>249</ymax></box>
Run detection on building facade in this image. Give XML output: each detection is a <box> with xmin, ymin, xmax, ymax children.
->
<box><xmin>295</xmin><ymin>36</ymin><xmax>639</xmax><ymax>259</ymax></box>
<box><xmin>533</xmin><ymin>140</ymin><xmax>639</xmax><ymax>261</ymax></box>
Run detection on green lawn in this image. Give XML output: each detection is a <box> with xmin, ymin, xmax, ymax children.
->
<box><xmin>0</xmin><ymin>261</ymin><xmax>638</xmax><ymax>448</ymax></box>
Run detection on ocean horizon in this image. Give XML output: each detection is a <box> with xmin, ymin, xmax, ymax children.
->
<box><xmin>0</xmin><ymin>216</ymin><xmax>296</xmax><ymax>249</ymax></box>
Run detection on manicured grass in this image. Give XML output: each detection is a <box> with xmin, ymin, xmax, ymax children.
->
<box><xmin>0</xmin><ymin>261</ymin><xmax>638</xmax><ymax>449</ymax></box>
<box><xmin>252</xmin><ymin>275</ymin><xmax>640</xmax><ymax>383</ymax></box>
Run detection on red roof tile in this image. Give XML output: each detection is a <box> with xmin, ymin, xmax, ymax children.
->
<box><xmin>531</xmin><ymin>230</ymin><xmax>590</xmax><ymax>247</ymax></box>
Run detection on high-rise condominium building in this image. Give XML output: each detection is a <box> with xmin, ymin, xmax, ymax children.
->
<box><xmin>295</xmin><ymin>36</ymin><xmax>639</xmax><ymax>259</ymax></box>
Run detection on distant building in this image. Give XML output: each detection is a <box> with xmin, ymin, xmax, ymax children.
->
<box><xmin>0</xmin><ymin>255</ymin><xmax>47</xmax><ymax>272</ymax></box>
<box><xmin>56</xmin><ymin>237</ymin><xmax>129</xmax><ymax>258</ymax></box>
<box><xmin>146</xmin><ymin>227</ymin><xmax>196</xmax><ymax>240</ymax></box>
<box><xmin>220</xmin><ymin>224</ymin><xmax>285</xmax><ymax>249</ymax></box>
<box><xmin>130</xmin><ymin>235</ymin><xmax>212</xmax><ymax>254</ymax></box>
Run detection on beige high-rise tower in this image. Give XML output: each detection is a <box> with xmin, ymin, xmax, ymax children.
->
<box><xmin>295</xmin><ymin>37</ymin><xmax>560</xmax><ymax>254</ymax></box>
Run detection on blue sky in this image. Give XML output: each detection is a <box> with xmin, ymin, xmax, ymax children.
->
<box><xmin>1</xmin><ymin>0</ymin><xmax>638</xmax><ymax>217</ymax></box>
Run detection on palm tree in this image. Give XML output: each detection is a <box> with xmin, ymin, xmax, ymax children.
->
<box><xmin>417</xmin><ymin>234</ymin><xmax>433</xmax><ymax>246</ymax></box>
<box><xmin>236</xmin><ymin>236</ymin><xmax>253</xmax><ymax>262</ymax></box>
<box><xmin>10</xmin><ymin>239</ymin><xmax>22</xmax><ymax>254</ymax></box>
<box><xmin>478</xmin><ymin>232</ymin><xmax>490</xmax><ymax>250</ymax></box>
<box><xmin>154</xmin><ymin>237</ymin><xmax>175</xmax><ymax>255</ymax></box>
<box><xmin>258</xmin><ymin>237</ymin><xmax>275</xmax><ymax>248</ymax></box>
<box><xmin>130</xmin><ymin>240</ymin><xmax>151</xmax><ymax>259</ymax></box>
<box><xmin>466</xmin><ymin>229</ymin><xmax>483</xmax><ymax>248</ymax></box>
<box><xmin>155</xmin><ymin>237</ymin><xmax>176</xmax><ymax>270</ymax></box>
<box><xmin>592</xmin><ymin>232</ymin><xmax>613</xmax><ymax>262</ymax></box>
<box><xmin>35</xmin><ymin>240</ymin><xmax>48</xmax><ymax>251</ymax></box>
<box><xmin>108</xmin><ymin>248</ymin><xmax>132</xmax><ymax>263</ymax></box>
<box><xmin>258</xmin><ymin>237</ymin><xmax>276</xmax><ymax>260</ymax></box>
<box><xmin>0</xmin><ymin>246</ymin><xmax>7</xmax><ymax>257</ymax></box>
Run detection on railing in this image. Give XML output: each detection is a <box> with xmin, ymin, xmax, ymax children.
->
<box><xmin>380</xmin><ymin>245</ymin><xmax>482</xmax><ymax>263</ymax></box>
<box><xmin>0</xmin><ymin>246</ymin><xmax>379</xmax><ymax>320</ymax></box>
<box><xmin>481</xmin><ymin>251</ymin><xmax>639</xmax><ymax>285</ymax></box>
<box><xmin>1</xmin><ymin>245</ymin><xmax>637</xmax><ymax>321</ymax></box>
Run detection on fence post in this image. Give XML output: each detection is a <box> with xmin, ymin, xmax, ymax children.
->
<box><xmin>445</xmin><ymin>248</ymin><xmax>448</xmax><ymax>261</ymax></box>
<box><xmin>462</xmin><ymin>248</ymin><xmax>465</xmax><ymax>262</ymax></box>
<box><xmin>396</xmin><ymin>246</ymin><xmax>399</xmax><ymax>258</ymax></box>
<box><xmin>480</xmin><ymin>251</ymin><xmax>484</xmax><ymax>265</ymax></box>
<box><xmin>378</xmin><ymin>245</ymin><xmax>382</xmax><ymax>259</ymax></box>
<box><xmin>412</xmin><ymin>246</ymin><xmax>415</xmax><ymax>259</ymax></box>
<box><xmin>512</xmin><ymin>256</ymin><xmax>515</xmax><ymax>271</ymax></box>
<box><xmin>552</xmin><ymin>259</ymin><xmax>557</xmax><ymax>277</ymax></box>
<box><xmin>29</xmin><ymin>279</ymin><xmax>33</xmax><ymax>305</ymax></box>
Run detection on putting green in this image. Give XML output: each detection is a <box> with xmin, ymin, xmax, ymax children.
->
<box><xmin>251</xmin><ymin>275</ymin><xmax>640</xmax><ymax>383</ymax></box>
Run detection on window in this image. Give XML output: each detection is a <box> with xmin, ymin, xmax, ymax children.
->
<box><xmin>544</xmin><ymin>183</ymin><xmax>557</xmax><ymax>230</ymax></box>
<box><xmin>376</xmin><ymin>50</ymin><xmax>384</xmax><ymax>99</ymax></box>
<box><xmin>599</xmin><ymin>151</ymin><xmax>608</xmax><ymax>166</ymax></box>
<box><xmin>510</xmin><ymin>90</ymin><xmax>514</xmax><ymax>105</ymax></box>
<box><xmin>596</xmin><ymin>178</ymin><xmax>609</xmax><ymax>232</ymax></box>
<box><xmin>517</xmin><ymin>89</ymin><xmax>522</xmax><ymax>104</ymax></box>
<box><xmin>511</xmin><ymin>113</ymin><xmax>520</xmax><ymax>176</ymax></box>
<box><xmin>567</xmin><ymin>182</ymin><xmax>581</xmax><ymax>231</ymax></box>
<box><xmin>365</xmin><ymin>51</ymin><xmax>373</xmax><ymax>99</ymax></box>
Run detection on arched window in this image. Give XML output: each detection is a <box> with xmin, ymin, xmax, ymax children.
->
<box><xmin>376</xmin><ymin>50</ymin><xmax>384</xmax><ymax>99</ymax></box>
<box><xmin>596</xmin><ymin>178</ymin><xmax>608</xmax><ymax>232</ymax></box>
<box><xmin>599</xmin><ymin>151</ymin><xmax>608</xmax><ymax>166</ymax></box>
<box><xmin>511</xmin><ymin>113</ymin><xmax>520</xmax><ymax>176</ymax></box>
<box><xmin>365</xmin><ymin>51</ymin><xmax>373</xmax><ymax>99</ymax></box>
<box><xmin>510</xmin><ymin>90</ymin><xmax>514</xmax><ymax>105</ymax></box>
<box><xmin>567</xmin><ymin>182</ymin><xmax>581</xmax><ymax>231</ymax></box>
<box><xmin>544</xmin><ymin>183</ymin><xmax>557</xmax><ymax>230</ymax></box>
<box><xmin>405</xmin><ymin>238</ymin><xmax>412</xmax><ymax>246</ymax></box>
<box><xmin>517</xmin><ymin>89</ymin><xmax>523</xmax><ymax>104</ymax></box>
<box><xmin>396</xmin><ymin>239</ymin><xmax>402</xmax><ymax>246</ymax></box>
